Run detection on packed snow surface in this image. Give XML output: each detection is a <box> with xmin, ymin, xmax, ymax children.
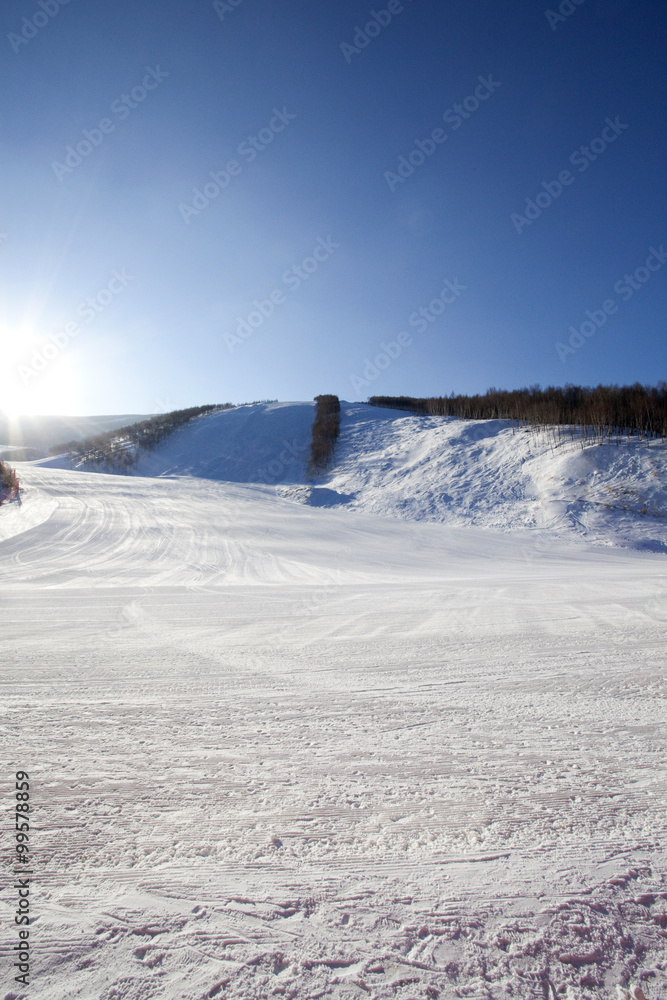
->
<box><xmin>2</xmin><ymin>402</ymin><xmax>666</xmax><ymax>999</ymax></box>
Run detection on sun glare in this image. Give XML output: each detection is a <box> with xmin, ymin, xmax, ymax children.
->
<box><xmin>1</xmin><ymin>326</ymin><xmax>82</xmax><ymax>417</ymax></box>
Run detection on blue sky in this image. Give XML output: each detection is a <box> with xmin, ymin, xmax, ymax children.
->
<box><xmin>0</xmin><ymin>0</ymin><xmax>665</xmax><ymax>415</ymax></box>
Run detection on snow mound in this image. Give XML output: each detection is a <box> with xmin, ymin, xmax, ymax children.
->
<box><xmin>316</xmin><ymin>403</ymin><xmax>667</xmax><ymax>552</ymax></box>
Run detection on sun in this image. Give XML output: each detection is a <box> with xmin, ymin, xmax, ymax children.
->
<box><xmin>1</xmin><ymin>324</ymin><xmax>82</xmax><ymax>417</ymax></box>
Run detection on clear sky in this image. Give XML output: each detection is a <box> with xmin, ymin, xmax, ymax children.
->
<box><xmin>1</xmin><ymin>0</ymin><xmax>665</xmax><ymax>415</ymax></box>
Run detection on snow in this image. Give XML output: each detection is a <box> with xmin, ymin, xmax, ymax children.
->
<box><xmin>2</xmin><ymin>403</ymin><xmax>666</xmax><ymax>999</ymax></box>
<box><xmin>42</xmin><ymin>400</ymin><xmax>666</xmax><ymax>552</ymax></box>
<box><xmin>130</xmin><ymin>401</ymin><xmax>315</xmax><ymax>484</ymax></box>
<box><xmin>314</xmin><ymin>404</ymin><xmax>667</xmax><ymax>553</ymax></box>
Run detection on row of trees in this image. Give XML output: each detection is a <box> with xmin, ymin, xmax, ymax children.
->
<box><xmin>0</xmin><ymin>459</ymin><xmax>19</xmax><ymax>503</ymax></box>
<box><xmin>368</xmin><ymin>383</ymin><xmax>667</xmax><ymax>443</ymax></box>
<box><xmin>309</xmin><ymin>395</ymin><xmax>341</xmax><ymax>472</ymax></box>
<box><xmin>51</xmin><ymin>404</ymin><xmax>234</xmax><ymax>470</ymax></box>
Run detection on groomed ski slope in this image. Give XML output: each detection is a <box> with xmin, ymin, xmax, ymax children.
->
<box><xmin>43</xmin><ymin>400</ymin><xmax>667</xmax><ymax>552</ymax></box>
<box><xmin>1</xmin><ymin>402</ymin><xmax>666</xmax><ymax>1000</ymax></box>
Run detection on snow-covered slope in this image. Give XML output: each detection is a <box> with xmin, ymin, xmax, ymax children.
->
<box><xmin>0</xmin><ymin>464</ymin><xmax>650</xmax><ymax>589</ymax></box>
<box><xmin>314</xmin><ymin>403</ymin><xmax>667</xmax><ymax>552</ymax></box>
<box><xmin>39</xmin><ymin>400</ymin><xmax>667</xmax><ymax>552</ymax></box>
<box><xmin>2</xmin><ymin>403</ymin><xmax>666</xmax><ymax>999</ymax></box>
<box><xmin>130</xmin><ymin>400</ymin><xmax>314</xmax><ymax>483</ymax></box>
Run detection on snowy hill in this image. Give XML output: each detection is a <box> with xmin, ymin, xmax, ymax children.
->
<box><xmin>36</xmin><ymin>399</ymin><xmax>667</xmax><ymax>552</ymax></box>
<box><xmin>319</xmin><ymin>403</ymin><xmax>667</xmax><ymax>552</ymax></box>
<box><xmin>130</xmin><ymin>400</ymin><xmax>315</xmax><ymax>484</ymax></box>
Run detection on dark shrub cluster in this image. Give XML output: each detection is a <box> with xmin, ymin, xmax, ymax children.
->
<box><xmin>0</xmin><ymin>459</ymin><xmax>19</xmax><ymax>503</ymax></box>
<box><xmin>368</xmin><ymin>383</ymin><xmax>667</xmax><ymax>443</ymax></box>
<box><xmin>309</xmin><ymin>395</ymin><xmax>341</xmax><ymax>472</ymax></box>
<box><xmin>51</xmin><ymin>404</ymin><xmax>234</xmax><ymax>470</ymax></box>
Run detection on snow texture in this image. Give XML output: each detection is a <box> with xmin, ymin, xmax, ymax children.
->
<box><xmin>1</xmin><ymin>402</ymin><xmax>666</xmax><ymax>999</ymax></box>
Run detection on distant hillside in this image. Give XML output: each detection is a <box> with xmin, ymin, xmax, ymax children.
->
<box><xmin>369</xmin><ymin>383</ymin><xmax>667</xmax><ymax>442</ymax></box>
<box><xmin>0</xmin><ymin>413</ymin><xmax>153</xmax><ymax>454</ymax></box>
<box><xmin>52</xmin><ymin>405</ymin><xmax>231</xmax><ymax>471</ymax></box>
<box><xmin>127</xmin><ymin>401</ymin><xmax>315</xmax><ymax>484</ymax></box>
<box><xmin>37</xmin><ymin>401</ymin><xmax>316</xmax><ymax>485</ymax></box>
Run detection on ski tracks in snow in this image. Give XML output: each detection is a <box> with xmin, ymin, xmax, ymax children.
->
<box><xmin>1</xmin><ymin>461</ymin><xmax>666</xmax><ymax>999</ymax></box>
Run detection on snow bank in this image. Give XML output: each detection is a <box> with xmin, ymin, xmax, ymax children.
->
<box><xmin>313</xmin><ymin>403</ymin><xmax>667</xmax><ymax>552</ymax></box>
